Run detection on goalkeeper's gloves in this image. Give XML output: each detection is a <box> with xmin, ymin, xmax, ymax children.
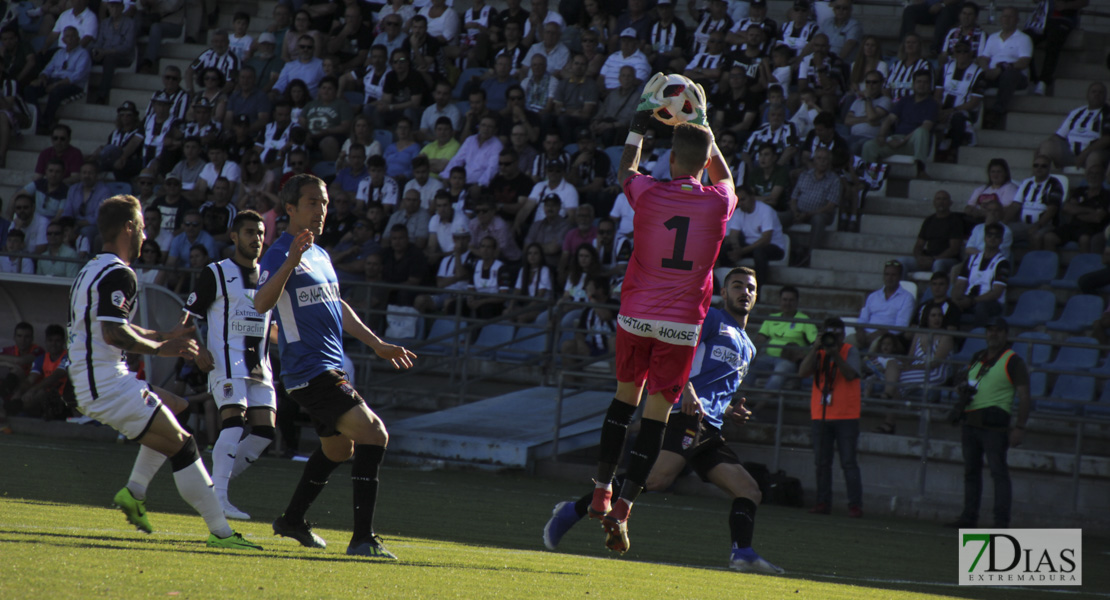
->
<box><xmin>635</xmin><ymin>72</ymin><xmax>668</xmax><ymax>113</ymax></box>
<box><xmin>629</xmin><ymin>110</ymin><xmax>654</xmax><ymax>136</ymax></box>
<box><xmin>688</xmin><ymin>81</ymin><xmax>709</xmax><ymax>128</ymax></box>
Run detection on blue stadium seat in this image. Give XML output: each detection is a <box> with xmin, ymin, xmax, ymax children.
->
<box><xmin>1043</xmin><ymin>337</ymin><xmax>1100</xmax><ymax>371</ymax></box>
<box><xmin>1045</xmin><ymin>295</ymin><xmax>1103</xmax><ymax>334</ymax></box>
<box><xmin>1028</xmin><ymin>371</ymin><xmax>1047</xmax><ymax>397</ymax></box>
<box><xmin>1038</xmin><ymin>375</ymin><xmax>1095</xmax><ymax>415</ymax></box>
<box><xmin>373</xmin><ymin>128</ymin><xmax>393</xmax><ymax>149</ymax></box>
<box><xmin>452</xmin><ymin>67</ymin><xmax>485</xmax><ymax>100</ymax></box>
<box><xmin>1088</xmin><ymin>380</ymin><xmax>1110</xmax><ymax>419</ymax></box>
<box><xmin>497</xmin><ymin>325</ymin><xmax>550</xmax><ymax>364</ymax></box>
<box><xmin>1050</xmin><ymin>253</ymin><xmax>1101</xmax><ymax>289</ymax></box>
<box><xmin>422</xmin><ymin>318</ymin><xmax>465</xmax><ymax>356</ymax></box>
<box><xmin>1004</xmin><ymin>290</ymin><xmax>1056</xmax><ymax>329</ymax></box>
<box><xmin>1007</xmin><ymin>250</ymin><xmax>1058</xmax><ymax>287</ymax></box>
<box><xmin>1012</xmin><ymin>332</ymin><xmax>1052</xmax><ymax>367</ymax></box>
<box><xmin>950</xmin><ymin>328</ymin><xmax>986</xmax><ymax>363</ymax></box>
<box><xmin>471</xmin><ymin>323</ymin><xmax>515</xmax><ymax>359</ymax></box>
<box><xmin>104</xmin><ymin>181</ymin><xmax>132</xmax><ymax>197</ymax></box>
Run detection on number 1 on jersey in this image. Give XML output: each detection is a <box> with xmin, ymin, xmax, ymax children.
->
<box><xmin>661</xmin><ymin>215</ymin><xmax>694</xmax><ymax>271</ymax></box>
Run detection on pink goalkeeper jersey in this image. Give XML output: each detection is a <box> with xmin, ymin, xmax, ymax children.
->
<box><xmin>620</xmin><ymin>173</ymin><xmax>737</xmax><ymax>324</ymax></box>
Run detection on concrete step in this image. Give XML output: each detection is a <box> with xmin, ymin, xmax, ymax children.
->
<box><xmin>859</xmin><ymin>214</ymin><xmax>924</xmax><ymax>238</ymax></box>
<box><xmin>824</xmin><ymin>231</ymin><xmax>914</xmax><ymax>254</ymax></box>
<box><xmin>161</xmin><ymin>43</ymin><xmax>208</xmax><ymax>61</ymax></box>
<box><xmin>766</xmin><ymin>265</ymin><xmax>883</xmax><ymax>295</ymax></box>
<box><xmin>108</xmin><ymin>88</ymin><xmax>155</xmax><ymax>111</ymax></box>
<box><xmin>5</xmin><ymin>150</ymin><xmax>41</xmax><ymax>172</ymax></box>
<box><xmin>1010</xmin><ymin>96</ymin><xmax>1088</xmax><ymax>113</ymax></box>
<box><xmin>977</xmin><ymin>130</ymin><xmax>1046</xmax><ymax>151</ymax></box>
<box><xmin>1054</xmin><ymin>78</ymin><xmax>1106</xmax><ymax>99</ymax></box>
<box><xmin>996</xmin><ymin>112</ymin><xmax>1068</xmax><ymax>136</ymax></box>
<box><xmin>57</xmin><ymin>103</ymin><xmax>120</xmax><ymax>122</ymax></box>
<box><xmin>1057</xmin><ymin>61</ymin><xmax>1109</xmax><ymax>81</ymax></box>
<box><xmin>113</xmin><ymin>73</ymin><xmax>163</xmax><ymax>93</ymax></box>
<box><xmin>906</xmin><ymin>179</ymin><xmax>982</xmax><ymax>206</ymax></box>
<box><xmin>890</xmin><ymin>162</ymin><xmax>1036</xmax><ymax>187</ymax></box>
<box><xmin>950</xmin><ymin>146</ymin><xmax>1036</xmax><ymax>171</ymax></box>
<box><xmin>216</xmin><ymin>14</ymin><xmax>273</xmax><ymax>32</ymax></box>
<box><xmin>811</xmin><ymin>248</ymin><xmax>898</xmax><ymax>274</ymax></box>
<box><xmin>754</xmin><ymin>283</ymin><xmax>865</xmax><ymax>315</ymax></box>
<box><xmin>55</xmin><ymin>119</ymin><xmax>115</xmax><ymax>141</ymax></box>
<box><xmin>866</xmin><ymin>195</ymin><xmax>935</xmax><ymax>218</ymax></box>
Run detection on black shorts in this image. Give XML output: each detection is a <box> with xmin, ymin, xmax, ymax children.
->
<box><xmin>662</xmin><ymin>412</ymin><xmax>741</xmax><ymax>482</ymax></box>
<box><xmin>287</xmin><ymin>370</ymin><xmax>365</xmax><ymax>437</ymax></box>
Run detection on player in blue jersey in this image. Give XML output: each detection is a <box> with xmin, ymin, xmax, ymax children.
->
<box><xmin>254</xmin><ymin>174</ymin><xmax>417</xmax><ymax>559</ymax></box>
<box><xmin>543</xmin><ymin>267</ymin><xmax>784</xmax><ymax>574</ymax></box>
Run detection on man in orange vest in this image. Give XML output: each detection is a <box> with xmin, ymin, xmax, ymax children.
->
<box><xmin>7</xmin><ymin>324</ymin><xmax>71</xmax><ymax>419</ymax></box>
<box><xmin>798</xmin><ymin>316</ymin><xmax>863</xmax><ymax>517</ymax></box>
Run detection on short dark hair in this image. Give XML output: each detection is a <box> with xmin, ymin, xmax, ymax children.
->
<box><xmin>367</xmin><ymin>154</ymin><xmax>386</xmax><ymax>169</ymax></box>
<box><xmin>912</xmin><ymin>69</ymin><xmax>932</xmax><ymax>83</ymax></box>
<box><xmin>962</xmin><ymin>1</ymin><xmax>980</xmax><ymax>16</ymax></box>
<box><xmin>814</xmin><ymin>111</ymin><xmax>836</xmax><ymax>129</ymax></box>
<box><xmin>231</xmin><ymin>209</ymin><xmax>264</xmax><ymax>235</ymax></box>
<box><xmin>411</xmin><ymin>154</ymin><xmax>430</xmax><ymax>169</ymax></box>
<box><xmin>97</xmin><ymin>195</ymin><xmax>142</xmax><ymax>242</ymax></box>
<box><xmin>14</xmin><ymin>321</ymin><xmax>32</xmax><ymax>334</ymax></box>
<box><xmin>45</xmin><ymin>324</ymin><xmax>66</xmax><ymax>339</ymax></box>
<box><xmin>823</xmin><ymin>317</ymin><xmax>846</xmax><ymax>330</ymax></box>
<box><xmin>780</xmin><ymin>285</ymin><xmax>800</xmax><ymax>299</ymax></box>
<box><xmin>435</xmin><ymin>116</ymin><xmax>454</xmax><ymax>129</ymax></box>
<box><xmin>984</xmin><ymin>222</ymin><xmax>1005</xmax><ymax>236</ymax></box>
<box><xmin>233</xmin><ymin>11</ymin><xmax>250</xmax><ymax>22</ymax></box>
<box><xmin>318</xmin><ymin>75</ymin><xmax>339</xmax><ymax>90</ymax></box>
<box><xmin>931</xmin><ymin>271</ymin><xmax>950</xmax><ymax>282</ymax></box>
<box><xmin>280</xmin><ymin>174</ymin><xmax>326</xmax><ymax>209</ymax></box>
<box><xmin>671</xmin><ymin>123</ymin><xmax>713</xmax><ymax>172</ymax></box>
<box><xmin>724</xmin><ymin>266</ymin><xmax>757</xmax><ymax>288</ymax></box>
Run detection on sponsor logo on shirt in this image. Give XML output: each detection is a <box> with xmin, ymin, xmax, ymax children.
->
<box><xmin>295</xmin><ymin>282</ymin><xmax>341</xmax><ymax>307</ymax></box>
<box><xmin>230</xmin><ymin>319</ymin><xmax>267</xmax><ymax>337</ymax></box>
<box><xmin>187</xmin><ymin>292</ymin><xmax>197</xmax><ymax>306</ymax></box>
<box><xmin>111</xmin><ymin>290</ymin><xmax>127</xmax><ymax>309</ymax></box>
<box><xmin>711</xmin><ymin>345</ymin><xmax>741</xmax><ymax>369</ymax></box>
<box><xmin>258</xmin><ymin>270</ymin><xmax>270</xmax><ymax>286</ymax></box>
<box><xmin>618</xmin><ymin>314</ymin><xmax>653</xmax><ymax>334</ymax></box>
<box><xmin>659</xmin><ymin>325</ymin><xmax>697</xmax><ymax>343</ymax></box>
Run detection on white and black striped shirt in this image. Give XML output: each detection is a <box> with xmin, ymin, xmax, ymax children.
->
<box><xmin>938</xmin><ymin>62</ymin><xmax>985</xmax><ymax>110</ymax></box>
<box><xmin>107</xmin><ymin>127</ymin><xmax>143</xmax><ymax>149</ymax></box>
<box><xmin>685</xmin><ymin>52</ymin><xmax>724</xmax><ymax>72</ymax></box>
<box><xmin>258</xmin><ymin>121</ymin><xmax>294</xmax><ymax>164</ymax></box>
<box><xmin>1055</xmin><ymin>104</ymin><xmax>1110</xmax><ymax>156</ymax></box>
<box><xmin>143</xmin><ymin>114</ymin><xmax>178</xmax><ymax>162</ymax></box>
<box><xmin>146</xmin><ymin>88</ymin><xmax>190</xmax><ymax>121</ymax></box>
<box><xmin>361</xmin><ymin>65</ymin><xmax>390</xmax><ymax>104</ymax></box>
<box><xmin>190</xmin><ymin>49</ymin><xmax>240</xmax><ymax>84</ymax></box>
<box><xmin>691</xmin><ymin>15</ymin><xmax>731</xmax><ymax>56</ymax></box>
<box><xmin>67</xmin><ymin>253</ymin><xmax>137</xmax><ymax>400</ymax></box>
<box><xmin>529</xmin><ymin>151</ymin><xmax>570</xmax><ymax>181</ymax></box>
<box><xmin>1013</xmin><ymin>176</ymin><xmax>1065</xmax><ymax>224</ymax></box>
<box><xmin>941</xmin><ymin>26</ymin><xmax>986</xmax><ymax>57</ymax></box>
<box><xmin>743</xmin><ymin>122</ymin><xmax>799</xmax><ymax>156</ymax></box>
<box><xmin>649</xmin><ymin>21</ymin><xmax>682</xmax><ymax>54</ymax></box>
<box><xmin>779</xmin><ymin>21</ymin><xmax>816</xmax><ymax>54</ymax></box>
<box><xmin>886</xmin><ymin>58</ymin><xmax>931</xmax><ymax>102</ymax></box>
<box><xmin>183</xmin><ymin>258</ymin><xmax>272</xmax><ymax>384</ymax></box>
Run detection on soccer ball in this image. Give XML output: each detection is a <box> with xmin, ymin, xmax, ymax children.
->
<box><xmin>646</xmin><ymin>74</ymin><xmax>705</xmax><ymax>127</ymax></box>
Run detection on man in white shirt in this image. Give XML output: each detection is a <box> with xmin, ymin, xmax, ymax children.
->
<box><xmin>426</xmin><ymin>190</ymin><xmax>469</xmax><ymax>264</ymax></box>
<box><xmin>855</xmin><ymin>260</ymin><xmax>915</xmax><ymax>351</ymax></box>
<box><xmin>9</xmin><ymin>193</ymin><xmax>50</xmax><ymax>250</ymax></box>
<box><xmin>599</xmin><ymin>28</ymin><xmax>651</xmax><ymax>90</ymax></box>
<box><xmin>418</xmin><ymin>80</ymin><xmax>462</xmax><ymax>142</ymax></box>
<box><xmin>1037</xmin><ymin>81</ymin><xmax>1109</xmax><ymax>170</ymax></box>
<box><xmin>1010</xmin><ymin>155</ymin><xmax>1064</xmax><ymax>248</ymax></box>
<box><xmin>724</xmin><ymin>186</ymin><xmax>786</xmax><ymax>284</ymax></box>
<box><xmin>976</xmin><ymin>6</ymin><xmax>1032</xmax><ymax>127</ymax></box>
<box><xmin>47</xmin><ymin>0</ymin><xmax>97</xmax><ymax>49</ymax></box>
<box><xmin>521</xmin><ymin>22</ymin><xmax>570</xmax><ymax>79</ymax></box>
<box><xmin>515</xmin><ymin>160</ymin><xmax>579</xmax><ymax>232</ymax></box>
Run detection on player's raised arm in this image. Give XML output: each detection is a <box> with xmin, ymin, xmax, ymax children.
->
<box><xmin>254</xmin><ymin>229</ymin><xmax>314</xmax><ymax>313</ymax></box>
<box><xmin>705</xmin><ymin>138</ymin><xmax>734</xmax><ymax>193</ymax></box>
<box><xmin>619</xmin><ymin>73</ymin><xmax>669</xmax><ymax>186</ymax></box>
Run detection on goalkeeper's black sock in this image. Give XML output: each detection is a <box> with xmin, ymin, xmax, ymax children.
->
<box><xmin>618</xmin><ymin>417</ymin><xmax>667</xmax><ymax>505</ymax></box>
<box><xmin>595</xmin><ymin>400</ymin><xmax>636</xmax><ymax>484</ymax></box>
<box><xmin>729</xmin><ymin>497</ymin><xmax>758</xmax><ymax>549</ymax></box>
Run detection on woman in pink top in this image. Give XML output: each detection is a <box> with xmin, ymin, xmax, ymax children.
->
<box><xmin>966</xmin><ymin>158</ymin><xmax>1018</xmax><ymax>222</ymax></box>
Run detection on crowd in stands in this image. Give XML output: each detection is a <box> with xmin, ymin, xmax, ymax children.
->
<box><xmin>1</xmin><ymin>0</ymin><xmax>1109</xmax><ymax>422</ymax></box>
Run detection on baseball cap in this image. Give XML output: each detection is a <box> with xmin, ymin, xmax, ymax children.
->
<box><xmin>137</xmin><ymin>168</ymin><xmax>156</xmax><ymax>180</ymax></box>
<box><xmin>257</xmin><ymin>32</ymin><xmax>276</xmax><ymax>45</ymax></box>
<box><xmin>152</xmin><ymin>90</ymin><xmax>172</xmax><ymax>103</ymax></box>
<box><xmin>118</xmin><ymin>101</ymin><xmax>138</xmax><ymax>114</ymax></box>
<box><xmin>542</xmin><ymin>193</ymin><xmax>562</xmax><ymax>205</ymax></box>
<box><xmin>619</xmin><ymin>27</ymin><xmax>637</xmax><ymax>39</ymax></box>
<box><xmin>452</xmin><ymin>223</ymin><xmax>471</xmax><ymax>237</ymax></box>
<box><xmin>546</xmin><ymin>159</ymin><xmax>565</xmax><ymax>171</ymax></box>
<box><xmin>164</xmin><ymin>172</ymin><xmax>181</xmax><ymax>182</ymax></box>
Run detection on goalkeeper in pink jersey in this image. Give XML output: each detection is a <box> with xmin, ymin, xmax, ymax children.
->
<box><xmin>588</xmin><ymin>74</ymin><xmax>738</xmax><ymax>554</ymax></box>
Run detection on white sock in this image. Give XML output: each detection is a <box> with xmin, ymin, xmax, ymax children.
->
<box><xmin>211</xmin><ymin>426</ymin><xmax>243</xmax><ymax>499</ymax></box>
<box><xmin>231</xmin><ymin>434</ymin><xmax>272</xmax><ymax>479</ymax></box>
<box><xmin>172</xmin><ymin>459</ymin><xmax>233</xmax><ymax>538</ymax></box>
<box><xmin>127</xmin><ymin>445</ymin><xmax>168</xmax><ymax>501</ymax></box>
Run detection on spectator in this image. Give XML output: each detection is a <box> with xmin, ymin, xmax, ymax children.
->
<box><xmin>796</xmin><ymin>33</ymin><xmax>848</xmax><ymax>114</ymax></box>
<box><xmin>560</xmin><ymin>276</ymin><xmax>617</xmax><ymax>362</ymax></box>
<box><xmin>194</xmin><ymin>141</ymin><xmax>241</xmax><ymax>199</ymax></box>
<box><xmin>509</xmin><ymin>242</ymin><xmax>554</xmax><ymax>323</ymax></box>
<box><xmin>273</xmin><ymin>35</ymin><xmax>326</xmax><ymax>100</ymax></box>
<box><xmin>458</xmin><ymin>0</ymin><xmax>496</xmax><ymax>62</ymax></box>
<box><xmin>848</xmin><ymin>36</ymin><xmax>888</xmax><ymax>94</ymax></box>
<box><xmin>965</xmin><ymin>199</ymin><xmax>1014</xmax><ymax>260</ymax></box>
<box><xmin>1043</xmin><ymin>161</ymin><xmax>1110</xmax><ymax>253</ymax></box>
<box><xmin>529</xmin><ymin>132</ymin><xmax>571</xmax><ymax>182</ymax></box>
<box><xmin>1</xmin><ymin>229</ymin><xmax>34</xmax><ymax>274</ymax></box>
<box><xmin>300</xmin><ymin>76</ymin><xmax>353</xmax><ymax>162</ymax></box>
<box><xmin>798</xmin><ymin>316</ymin><xmax>863</xmax><ymax>517</ymax></box>
<box><xmin>415</xmin><ymin>225</ymin><xmax>476</xmax><ymax>314</ymax></box>
<box><xmin>180</xmin><ymin>96</ymin><xmax>222</xmax><ymax>148</ymax></box>
<box><xmin>568</xmin><ymin>129</ymin><xmax>614</xmax><ymax>212</ymax></box>
<box><xmin>421</xmin><ymin>116</ymin><xmax>461</xmax><ymax>176</ymax></box>
<box><xmin>753</xmin><ymin>286</ymin><xmax>818</xmax><ymax>393</ymax></box>
<box><xmin>562</xmin><ymin>243</ymin><xmax>601</xmax><ymax>303</ymax></box>
<box><xmin>327</xmin><ymin>4</ymin><xmax>373</xmax><ymax>74</ymax></box>
<box><xmin>244</xmin><ymin>33</ymin><xmax>283</xmax><ymax>93</ymax></box>
<box><xmin>710</xmin><ymin>67</ymin><xmax>759</xmax><ymax>141</ymax></box>
<box><xmin>746</xmin><ymin>144</ymin><xmax>791</xmax><ymax>224</ymax></box>
<box><xmin>443</xmin><ymin>166</ymin><xmax>471</xmax><ymax>212</ymax></box>
<box><xmin>495</xmin><ymin>19</ymin><xmax>530</xmax><ymax>77</ymax></box>
<box><xmin>509</xmin><ymin>124</ymin><xmax>540</xmax><ymax>182</ymax></box>
<box><xmin>935</xmin><ymin>40</ymin><xmax>985</xmax><ymax>161</ymax></box>
<box><xmin>781</xmin><ymin>1</ymin><xmax>818</xmax><ymax>60</ymax></box>
<box><xmin>317</xmin><ymin>191</ymin><xmax>359</xmax><ymax>251</ymax></box>
<box><xmin>282</xmin><ymin>10</ymin><xmax>325</xmax><ymax>63</ymax></box>
<box><xmin>690</xmin><ymin>0</ymin><xmax>733</xmax><ymax>58</ymax></box>
<box><xmin>168</xmin><ymin>137</ymin><xmax>207</xmax><ymax>200</ymax></box>
<box><xmin>522</xmin><ymin>21</ymin><xmax>570</xmax><ymax>78</ymax></box>
<box><xmin>729</xmin><ymin>0</ymin><xmax>777</xmax><ymax>48</ymax></box>
<box><xmin>146</xmin><ymin>66</ymin><xmax>190</xmax><ymax>121</ymax></box>
<box><xmin>481</xmin><ymin>54</ymin><xmax>520</xmax><ymax>113</ymax></box>
<box><xmin>945</xmin><ymin>317</ymin><xmax>1031</xmax><ymax>529</ymax></box>
<box><xmin>62</xmin><ymin>160</ymin><xmax>110</xmax><ymax>242</ymax></box>
<box><xmin>8</xmin><ymin>193</ymin><xmax>49</xmax><ymax>250</ymax></box>
<box><xmin>0</xmin><ymin>24</ymin><xmax>38</xmax><ymax>87</ymax></box>
<box><xmin>374</xmin><ymin>48</ymin><xmax>428</xmax><ymax>128</ymax></box>
<box><xmin>862</xmin><ymin>70</ymin><xmax>937</xmax><ymax>178</ymax></box>
<box><xmin>331</xmin><ymin>216</ymin><xmax>382</xmax><ymax>282</ymax></box>
<box><xmin>732</xmin><ymin>25</ymin><xmax>773</xmax><ymax>96</ymax></box>
<box><xmin>521</xmin><ymin>53</ymin><xmax>557</xmax><ymax>119</ymax></box>
<box><xmin>874</xmin><ymin>304</ymin><xmax>953</xmax><ymax>434</ymax></box>
<box><xmin>34</xmin><ymin>124</ymin><xmax>82</xmax><ymax>184</ymax></box>
<box><xmin>818</xmin><ymin>0</ymin><xmax>862</xmax><ymax>61</ymax></box>
<box><xmin>225</xmin><ymin>66</ymin><xmax>272</xmax><ymax>135</ymax></box>
<box><xmin>965</xmin><ymin>158</ymin><xmax>1018</xmax><ymax>222</ymax></box>
<box><xmin>937</xmin><ymin>2</ymin><xmax>987</xmax><ymax>66</ymax></box>
<box><xmin>337</xmin><ymin>114</ymin><xmax>383</xmax><ymax>170</ymax></box>
<box><xmin>469</xmin><ymin>196</ymin><xmax>520</xmax><ymax>261</ymax></box>
<box><xmin>900</xmin><ymin>0</ymin><xmax>962</xmax><ymax>58</ymax></box>
<box><xmin>95</xmin><ymin>100</ymin><xmax>144</xmax><ymax>183</ymax></box>
<box><xmin>23</xmin><ymin>158</ymin><xmax>69</xmax><ymax>221</ymax></box>
<box><xmin>141</xmin><ymin>206</ymin><xmax>172</xmax><ymax>254</ymax></box>
<box><xmin>559</xmin><ymin>203</ymin><xmax>597</xmax><ymax>275</ymax></box>
<box><xmin>886</xmin><ymin>34</ymin><xmax>933</xmax><ymax>103</ymax></box>
<box><xmin>1024</xmin><ymin>0</ymin><xmax>1087</xmax><ymax>97</ymax></box>
<box><xmin>441</xmin><ymin>115</ymin><xmax>503</xmax><ymax>186</ymax></box>
<box><xmin>953</xmin><ymin>222</ymin><xmax>1009</xmax><ymax>322</ymax></box>
<box><xmin>166</xmin><ymin>209</ymin><xmax>220</xmax><ymax>270</ymax></box>
<box><xmin>188</xmin><ymin>29</ymin><xmax>238</xmax><ymax>93</ymax></box>
<box><xmin>743</xmin><ymin>104</ymin><xmax>799</xmax><ymax>168</ymax></box>
<box><xmin>175</xmin><ymin>242</ymin><xmax>212</xmax><ymax>295</ymax></box>
<box><xmin>977</xmin><ymin>7</ymin><xmax>1032</xmax><ymax>129</ymax></box>
<box><xmin>386</xmin><ymin>189</ymin><xmax>432</xmax><ymax>249</ymax></box>
<box><xmin>334</xmin><ymin>143</ymin><xmax>370</xmax><ymax>194</ymax></box>
<box><xmin>227</xmin><ymin>11</ymin><xmax>253</xmax><ymax>62</ymax></box>
<box><xmin>686</xmin><ymin>30</ymin><xmax>728</xmax><ymax>89</ymax></box>
<box><xmin>592</xmin><ymin>216</ymin><xmax>632</xmax><ymax>283</ymax></box>
<box><xmin>35</xmin><ymin>219</ymin><xmax>79</xmax><ymax>277</ymax></box>
<box><xmin>371</xmin><ymin>12</ymin><xmax>407</xmax><ymax>58</ymax></box>
<box><xmin>911</xmin><ymin>270</ymin><xmax>963</xmax><ymax>333</ymax></box>
<box><xmin>899</xmin><ymin>190</ymin><xmax>964</xmax><ymax>276</ymax></box>
<box><xmin>724</xmin><ymin>185</ymin><xmax>786</xmax><ymax>284</ymax></box>
<box><xmin>789</xmin><ymin>147</ymin><xmax>841</xmax><ymax>265</ymax></box>
<box><xmin>139</xmin><ymin>0</ymin><xmax>186</xmax><ymax>73</ymax></box>
<box><xmin>88</xmin><ymin>0</ymin><xmax>133</xmax><ymax>105</ymax></box>
<box><xmin>801</xmin><ymin>112</ymin><xmax>848</xmax><ymax>172</ymax></box>
<box><xmin>0</xmin><ymin>322</ymin><xmax>43</xmax><ymax>409</ymax></box>
<box><xmin>199</xmin><ymin>177</ymin><xmax>237</xmax><ymax>244</ymax></box>
<box><xmin>486</xmin><ymin>148</ymin><xmax>532</xmax><ymax>219</ymax></box>
<box><xmin>1079</xmin><ymin>245</ymin><xmax>1110</xmax><ymax>295</ymax></box>
<box><xmin>1037</xmin><ymin>81</ymin><xmax>1109</xmax><ymax>170</ymax></box>
<box><xmin>44</xmin><ymin>0</ymin><xmax>96</xmax><ymax>49</ymax></box>
<box><xmin>600</xmin><ymin>28</ymin><xmax>650</xmax><ymax>91</ymax></box>
<box><xmin>25</xmin><ymin>26</ymin><xmax>90</xmax><ymax>134</ymax></box>
<box><xmin>464</xmin><ymin>235</ymin><xmax>511</xmax><ymax>318</ymax></box>
<box><xmin>142</xmin><ymin>92</ymin><xmax>181</xmax><ymax>170</ymax></box>
<box><xmin>1011</xmin><ymin>155</ymin><xmax>1064</xmax><ymax>248</ymax></box>
<box><xmin>521</xmin><ymin>160</ymin><xmax>579</xmax><ymax>231</ymax></box>
<box><xmin>589</xmin><ymin>66</ymin><xmax>640</xmax><ymax>146</ymax></box>
<box><xmin>401</xmin><ymin>154</ymin><xmax>443</xmax><ymax>209</ymax></box>
<box><xmin>855</xmin><ymin>260</ymin><xmax>915</xmax><ymax>351</ymax></box>
<box><xmin>418</xmin><ymin>80</ymin><xmax>464</xmax><ymax>142</ymax></box>
<box><xmin>381</xmin><ymin>223</ymin><xmax>429</xmax><ymax>306</ymax></box>
<box><xmin>426</xmin><ymin>190</ymin><xmax>469</xmax><ymax>263</ymax></box>
<box><xmin>357</xmin><ymin>154</ymin><xmax>401</xmax><ymax>209</ymax></box>
<box><xmin>459</xmin><ymin>89</ymin><xmax>496</xmax><ymax>140</ymax></box>
<box><xmin>384</xmin><ymin>118</ymin><xmax>422</xmax><ymax>181</ymax></box>
<box><xmin>524</xmin><ymin>193</ymin><xmax>572</xmax><ymax>268</ymax></box>
<box><xmin>841</xmin><ymin>70</ymin><xmax>893</xmax><ymax>155</ymax></box>
<box><xmin>148</xmin><ymin>173</ymin><xmax>188</xmax><ymax>238</ymax></box>
<box><xmin>406</xmin><ymin>13</ymin><xmax>449</xmax><ymax>81</ymax></box>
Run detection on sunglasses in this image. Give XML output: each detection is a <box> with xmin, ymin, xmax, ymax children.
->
<box><xmin>392</xmin><ymin>57</ymin><xmax>408</xmax><ymax>63</ymax></box>
<box><xmin>290</xmin><ymin>161</ymin><xmax>305</xmax><ymax>167</ymax></box>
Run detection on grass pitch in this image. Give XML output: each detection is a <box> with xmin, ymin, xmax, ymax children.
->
<box><xmin>0</xmin><ymin>436</ymin><xmax>1105</xmax><ymax>600</ymax></box>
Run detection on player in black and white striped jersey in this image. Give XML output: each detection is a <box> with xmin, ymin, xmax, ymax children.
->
<box><xmin>1010</xmin><ymin>155</ymin><xmax>1064</xmax><ymax>248</ymax></box>
<box><xmin>183</xmin><ymin>210</ymin><xmax>274</xmax><ymax>520</ymax></box>
<box><xmin>1037</xmin><ymin>82</ymin><xmax>1110</xmax><ymax>171</ymax></box>
<box><xmin>67</xmin><ymin>194</ymin><xmax>260</xmax><ymax>550</ymax></box>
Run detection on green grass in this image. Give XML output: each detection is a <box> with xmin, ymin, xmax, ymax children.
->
<box><xmin>0</xmin><ymin>436</ymin><xmax>1105</xmax><ymax>599</ymax></box>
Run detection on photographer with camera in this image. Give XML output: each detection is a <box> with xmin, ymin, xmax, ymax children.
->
<box><xmin>946</xmin><ymin>317</ymin><xmax>1031</xmax><ymax>529</ymax></box>
<box><xmin>798</xmin><ymin>317</ymin><xmax>863</xmax><ymax>517</ymax></box>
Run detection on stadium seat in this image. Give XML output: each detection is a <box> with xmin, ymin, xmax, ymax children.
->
<box><xmin>1028</xmin><ymin>371</ymin><xmax>1047</xmax><ymax>397</ymax></box>
<box><xmin>1087</xmin><ymin>380</ymin><xmax>1110</xmax><ymax>419</ymax></box>
<box><xmin>1007</xmin><ymin>250</ymin><xmax>1059</xmax><ymax>287</ymax></box>
<box><xmin>421</xmin><ymin>318</ymin><xmax>465</xmax><ymax>356</ymax></box>
<box><xmin>1004</xmin><ymin>290</ymin><xmax>1056</xmax><ymax>329</ymax></box>
<box><xmin>497</xmin><ymin>325</ymin><xmax>549</xmax><ymax>364</ymax></box>
<box><xmin>1045</xmin><ymin>295</ymin><xmax>1103</xmax><ymax>334</ymax></box>
<box><xmin>373</xmin><ymin>129</ymin><xmax>393</xmax><ymax>149</ymax></box>
<box><xmin>1038</xmin><ymin>375</ymin><xmax>1095</xmax><ymax>416</ymax></box>
<box><xmin>950</xmin><ymin>328</ymin><xmax>986</xmax><ymax>363</ymax></box>
<box><xmin>1043</xmin><ymin>337</ymin><xmax>1100</xmax><ymax>371</ymax></box>
<box><xmin>452</xmin><ymin>67</ymin><xmax>485</xmax><ymax>100</ymax></box>
<box><xmin>1050</xmin><ymin>253</ymin><xmax>1101</xmax><ymax>290</ymax></box>
<box><xmin>1012</xmin><ymin>332</ymin><xmax>1052</xmax><ymax>367</ymax></box>
<box><xmin>470</xmin><ymin>323</ymin><xmax>515</xmax><ymax>359</ymax></box>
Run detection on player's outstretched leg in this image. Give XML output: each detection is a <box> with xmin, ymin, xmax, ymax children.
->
<box><xmin>545</xmin><ymin>475</ymin><xmax>626</xmax><ymax>550</ymax></box>
<box><xmin>212</xmin><ymin>413</ymin><xmax>250</xmax><ymax>519</ymax></box>
<box><xmin>346</xmin><ymin>443</ymin><xmax>396</xmax><ymax>559</ymax></box>
<box><xmin>272</xmin><ymin>447</ymin><xmax>340</xmax><ymax>548</ymax></box>
<box><xmin>230</xmin><ymin>411</ymin><xmax>275</xmax><ymax>479</ymax></box>
<box><xmin>167</xmin><ymin>435</ymin><xmax>262</xmax><ymax>550</ymax></box>
<box><xmin>115</xmin><ymin>445</ymin><xmax>167</xmax><ymax>533</ymax></box>
<box><xmin>591</xmin><ymin>399</ymin><xmax>637</xmax><ymax>519</ymax></box>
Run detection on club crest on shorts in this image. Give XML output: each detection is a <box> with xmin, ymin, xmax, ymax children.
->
<box><xmin>682</xmin><ymin>428</ymin><xmax>697</xmax><ymax>449</ymax></box>
<box><xmin>339</xmin><ymin>380</ymin><xmax>356</xmax><ymax>397</ymax></box>
<box><xmin>223</xmin><ymin>382</ymin><xmax>234</xmax><ymax>399</ymax></box>
<box><xmin>141</xmin><ymin>388</ymin><xmax>157</xmax><ymax>407</ymax></box>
